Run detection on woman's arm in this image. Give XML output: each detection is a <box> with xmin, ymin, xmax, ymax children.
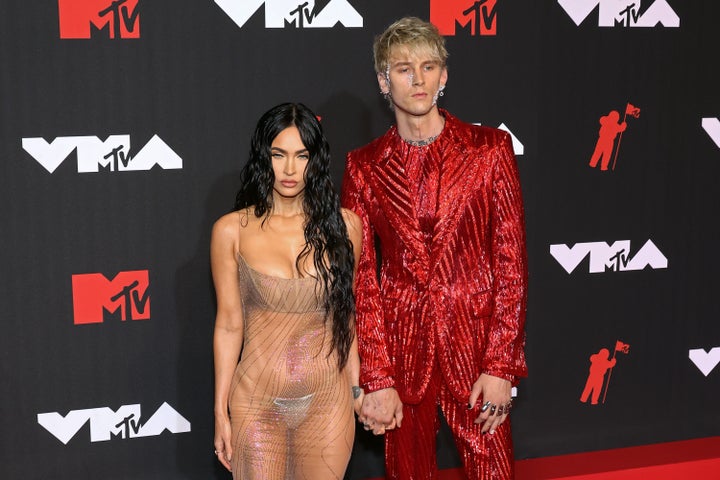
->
<box><xmin>342</xmin><ymin>208</ymin><xmax>364</xmax><ymax>414</ymax></box>
<box><xmin>211</xmin><ymin>213</ymin><xmax>244</xmax><ymax>472</ymax></box>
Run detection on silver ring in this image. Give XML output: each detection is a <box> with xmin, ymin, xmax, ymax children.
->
<box><xmin>480</xmin><ymin>401</ymin><xmax>491</xmax><ymax>412</ymax></box>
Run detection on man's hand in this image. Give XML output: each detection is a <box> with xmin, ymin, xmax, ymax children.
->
<box><xmin>358</xmin><ymin>387</ymin><xmax>403</xmax><ymax>435</ymax></box>
<box><xmin>468</xmin><ymin>374</ymin><xmax>512</xmax><ymax>434</ymax></box>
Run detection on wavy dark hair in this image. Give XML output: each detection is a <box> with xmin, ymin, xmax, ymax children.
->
<box><xmin>234</xmin><ymin>103</ymin><xmax>355</xmax><ymax>369</ymax></box>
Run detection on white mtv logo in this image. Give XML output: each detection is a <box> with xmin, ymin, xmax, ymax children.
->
<box><xmin>473</xmin><ymin>123</ymin><xmax>524</xmax><ymax>155</ymax></box>
<box><xmin>702</xmin><ymin>118</ymin><xmax>720</xmax><ymax>149</ymax></box>
<box><xmin>557</xmin><ymin>0</ymin><xmax>679</xmax><ymax>27</ymax></box>
<box><xmin>689</xmin><ymin>347</ymin><xmax>720</xmax><ymax>376</ymax></box>
<box><xmin>37</xmin><ymin>402</ymin><xmax>191</xmax><ymax>444</ymax></box>
<box><xmin>22</xmin><ymin>135</ymin><xmax>182</xmax><ymax>173</ymax></box>
<box><xmin>550</xmin><ymin>239</ymin><xmax>668</xmax><ymax>273</ymax></box>
<box><xmin>215</xmin><ymin>0</ymin><xmax>362</xmax><ymax>28</ymax></box>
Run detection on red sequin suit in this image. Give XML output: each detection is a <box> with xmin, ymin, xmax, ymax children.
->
<box><xmin>341</xmin><ymin>110</ymin><xmax>527</xmax><ymax>479</ymax></box>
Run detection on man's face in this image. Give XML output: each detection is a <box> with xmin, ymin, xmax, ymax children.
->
<box><xmin>378</xmin><ymin>46</ymin><xmax>448</xmax><ymax>119</ymax></box>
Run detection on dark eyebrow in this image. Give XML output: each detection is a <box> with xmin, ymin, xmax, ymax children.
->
<box><xmin>271</xmin><ymin>147</ymin><xmax>309</xmax><ymax>154</ymax></box>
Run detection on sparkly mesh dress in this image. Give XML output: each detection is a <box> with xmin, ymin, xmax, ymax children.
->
<box><xmin>228</xmin><ymin>254</ymin><xmax>354</xmax><ymax>479</ymax></box>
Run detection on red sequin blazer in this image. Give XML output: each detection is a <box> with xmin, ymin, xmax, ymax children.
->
<box><xmin>341</xmin><ymin>110</ymin><xmax>528</xmax><ymax>404</ymax></box>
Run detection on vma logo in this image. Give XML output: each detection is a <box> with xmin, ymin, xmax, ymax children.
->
<box><xmin>473</xmin><ymin>123</ymin><xmax>524</xmax><ymax>155</ymax></box>
<box><xmin>38</xmin><ymin>402</ymin><xmax>190</xmax><ymax>444</ymax></box>
<box><xmin>72</xmin><ymin>270</ymin><xmax>150</xmax><ymax>325</ymax></box>
<box><xmin>550</xmin><ymin>239</ymin><xmax>668</xmax><ymax>274</ymax></box>
<box><xmin>558</xmin><ymin>0</ymin><xmax>680</xmax><ymax>27</ymax></box>
<box><xmin>580</xmin><ymin>340</ymin><xmax>630</xmax><ymax>405</ymax></box>
<box><xmin>431</xmin><ymin>0</ymin><xmax>498</xmax><ymax>36</ymax></box>
<box><xmin>689</xmin><ymin>347</ymin><xmax>720</xmax><ymax>376</ymax></box>
<box><xmin>58</xmin><ymin>0</ymin><xmax>140</xmax><ymax>39</ymax></box>
<box><xmin>702</xmin><ymin>118</ymin><xmax>720</xmax><ymax>149</ymax></box>
<box><xmin>214</xmin><ymin>0</ymin><xmax>363</xmax><ymax>29</ymax></box>
<box><xmin>22</xmin><ymin>135</ymin><xmax>182</xmax><ymax>173</ymax></box>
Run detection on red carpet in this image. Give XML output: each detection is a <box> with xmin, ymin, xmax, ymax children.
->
<box><xmin>368</xmin><ymin>436</ymin><xmax>720</xmax><ymax>479</ymax></box>
<box><xmin>514</xmin><ymin>436</ymin><xmax>720</xmax><ymax>479</ymax></box>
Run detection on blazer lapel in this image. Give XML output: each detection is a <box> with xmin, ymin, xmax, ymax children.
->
<box><xmin>368</xmin><ymin>129</ymin><xmax>429</xmax><ymax>267</ymax></box>
<box><xmin>430</xmin><ymin>124</ymin><xmax>487</xmax><ymax>278</ymax></box>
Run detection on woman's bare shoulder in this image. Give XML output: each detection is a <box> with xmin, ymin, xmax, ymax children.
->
<box><xmin>212</xmin><ymin>208</ymin><xmax>258</xmax><ymax>241</ymax></box>
<box><xmin>341</xmin><ymin>208</ymin><xmax>361</xmax><ymax>232</ymax></box>
<box><xmin>341</xmin><ymin>208</ymin><xmax>362</xmax><ymax>249</ymax></box>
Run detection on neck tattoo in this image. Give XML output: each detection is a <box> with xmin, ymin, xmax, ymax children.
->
<box><xmin>402</xmin><ymin>117</ymin><xmax>446</xmax><ymax>147</ymax></box>
<box><xmin>403</xmin><ymin>134</ymin><xmax>440</xmax><ymax>147</ymax></box>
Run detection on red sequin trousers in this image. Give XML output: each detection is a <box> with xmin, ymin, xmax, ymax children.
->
<box><xmin>385</xmin><ymin>359</ymin><xmax>514</xmax><ymax>480</ymax></box>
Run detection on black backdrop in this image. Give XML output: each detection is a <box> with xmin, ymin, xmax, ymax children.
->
<box><xmin>1</xmin><ymin>1</ymin><xmax>719</xmax><ymax>479</ymax></box>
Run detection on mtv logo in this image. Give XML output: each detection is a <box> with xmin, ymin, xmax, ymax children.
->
<box><xmin>58</xmin><ymin>0</ymin><xmax>140</xmax><ymax>39</ymax></box>
<box><xmin>22</xmin><ymin>135</ymin><xmax>182</xmax><ymax>173</ymax></box>
<box><xmin>72</xmin><ymin>271</ymin><xmax>150</xmax><ymax>324</ymax></box>
<box><xmin>550</xmin><ymin>239</ymin><xmax>668</xmax><ymax>274</ymax></box>
<box><xmin>38</xmin><ymin>402</ymin><xmax>191</xmax><ymax>444</ymax></box>
<box><xmin>702</xmin><ymin>118</ymin><xmax>720</xmax><ymax>149</ymax></box>
<box><xmin>557</xmin><ymin>0</ymin><xmax>679</xmax><ymax>27</ymax></box>
<box><xmin>689</xmin><ymin>347</ymin><xmax>720</xmax><ymax>376</ymax></box>
<box><xmin>214</xmin><ymin>0</ymin><xmax>362</xmax><ymax>29</ymax></box>
<box><xmin>431</xmin><ymin>0</ymin><xmax>497</xmax><ymax>36</ymax></box>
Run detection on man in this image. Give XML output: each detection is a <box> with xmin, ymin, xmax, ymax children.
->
<box><xmin>341</xmin><ymin>17</ymin><xmax>528</xmax><ymax>479</ymax></box>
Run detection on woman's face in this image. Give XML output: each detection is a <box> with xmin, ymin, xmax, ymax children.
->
<box><xmin>271</xmin><ymin>125</ymin><xmax>309</xmax><ymax>199</ymax></box>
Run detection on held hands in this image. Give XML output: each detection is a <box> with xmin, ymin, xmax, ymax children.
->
<box><xmin>352</xmin><ymin>385</ymin><xmax>364</xmax><ymax>417</ymax></box>
<box><xmin>468</xmin><ymin>373</ymin><xmax>513</xmax><ymax>435</ymax></box>
<box><xmin>358</xmin><ymin>387</ymin><xmax>403</xmax><ymax>435</ymax></box>
<box><xmin>214</xmin><ymin>414</ymin><xmax>233</xmax><ymax>472</ymax></box>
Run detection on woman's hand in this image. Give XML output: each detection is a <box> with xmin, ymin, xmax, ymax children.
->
<box><xmin>214</xmin><ymin>414</ymin><xmax>233</xmax><ymax>471</ymax></box>
<box><xmin>352</xmin><ymin>385</ymin><xmax>364</xmax><ymax>417</ymax></box>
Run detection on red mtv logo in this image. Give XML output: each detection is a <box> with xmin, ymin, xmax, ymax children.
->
<box><xmin>431</xmin><ymin>0</ymin><xmax>497</xmax><ymax>36</ymax></box>
<box><xmin>58</xmin><ymin>0</ymin><xmax>140</xmax><ymax>39</ymax></box>
<box><xmin>72</xmin><ymin>270</ymin><xmax>150</xmax><ymax>324</ymax></box>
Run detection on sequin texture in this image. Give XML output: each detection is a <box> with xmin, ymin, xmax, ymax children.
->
<box><xmin>228</xmin><ymin>254</ymin><xmax>354</xmax><ymax>479</ymax></box>
<box><xmin>341</xmin><ymin>110</ymin><xmax>528</xmax><ymax>478</ymax></box>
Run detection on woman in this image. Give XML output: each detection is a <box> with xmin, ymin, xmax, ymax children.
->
<box><xmin>211</xmin><ymin>103</ymin><xmax>363</xmax><ymax>479</ymax></box>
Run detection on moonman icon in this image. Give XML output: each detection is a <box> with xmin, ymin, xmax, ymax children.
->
<box><xmin>580</xmin><ymin>348</ymin><xmax>616</xmax><ymax>405</ymax></box>
<box><xmin>580</xmin><ymin>340</ymin><xmax>630</xmax><ymax>404</ymax></box>
<box><xmin>589</xmin><ymin>110</ymin><xmax>627</xmax><ymax>171</ymax></box>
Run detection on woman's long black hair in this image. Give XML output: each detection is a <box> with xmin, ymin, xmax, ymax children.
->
<box><xmin>234</xmin><ymin>103</ymin><xmax>355</xmax><ymax>369</ymax></box>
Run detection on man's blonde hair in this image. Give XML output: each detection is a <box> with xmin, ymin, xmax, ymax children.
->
<box><xmin>373</xmin><ymin>17</ymin><xmax>448</xmax><ymax>75</ymax></box>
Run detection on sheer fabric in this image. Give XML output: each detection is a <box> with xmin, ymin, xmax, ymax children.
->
<box><xmin>229</xmin><ymin>254</ymin><xmax>353</xmax><ymax>479</ymax></box>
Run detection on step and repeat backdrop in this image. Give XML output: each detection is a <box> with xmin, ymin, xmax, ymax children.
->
<box><xmin>1</xmin><ymin>1</ymin><xmax>719</xmax><ymax>479</ymax></box>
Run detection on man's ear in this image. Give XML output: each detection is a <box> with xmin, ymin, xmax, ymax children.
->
<box><xmin>377</xmin><ymin>72</ymin><xmax>389</xmax><ymax>95</ymax></box>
